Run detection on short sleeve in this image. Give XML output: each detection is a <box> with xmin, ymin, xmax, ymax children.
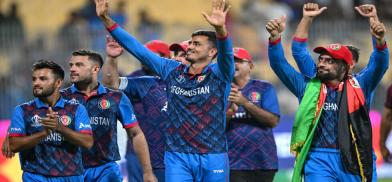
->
<box><xmin>8</xmin><ymin>106</ymin><xmax>26</xmax><ymax>136</ymax></box>
<box><xmin>74</xmin><ymin>104</ymin><xmax>93</xmax><ymax>134</ymax></box>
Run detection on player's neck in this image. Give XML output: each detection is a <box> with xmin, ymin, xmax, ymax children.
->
<box><xmin>188</xmin><ymin>61</ymin><xmax>209</xmax><ymax>75</ymax></box>
<box><xmin>40</xmin><ymin>91</ymin><xmax>61</xmax><ymax>107</ymax></box>
<box><xmin>233</xmin><ymin>76</ymin><xmax>250</xmax><ymax>88</ymax></box>
<box><xmin>75</xmin><ymin>81</ymin><xmax>99</xmax><ymax>96</ymax></box>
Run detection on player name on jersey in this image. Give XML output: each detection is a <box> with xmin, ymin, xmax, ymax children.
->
<box><xmin>170</xmin><ymin>85</ymin><xmax>210</xmax><ymax>97</ymax></box>
<box><xmin>90</xmin><ymin>116</ymin><xmax>110</xmax><ymax>126</ymax></box>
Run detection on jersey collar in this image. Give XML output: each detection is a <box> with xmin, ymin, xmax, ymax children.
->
<box><xmin>70</xmin><ymin>82</ymin><xmax>107</xmax><ymax>95</ymax></box>
<box><xmin>34</xmin><ymin>96</ymin><xmax>66</xmax><ymax>109</ymax></box>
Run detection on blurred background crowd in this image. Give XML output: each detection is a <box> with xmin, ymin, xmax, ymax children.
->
<box><xmin>0</xmin><ymin>0</ymin><xmax>391</xmax><ymax>181</ymax></box>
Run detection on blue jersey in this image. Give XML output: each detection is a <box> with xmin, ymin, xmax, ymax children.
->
<box><xmin>119</xmin><ymin>76</ymin><xmax>168</xmax><ymax>168</ymax></box>
<box><xmin>61</xmin><ymin>83</ymin><xmax>138</xmax><ymax>167</ymax></box>
<box><xmin>227</xmin><ymin>79</ymin><xmax>280</xmax><ymax>170</ymax></box>
<box><xmin>109</xmin><ymin>24</ymin><xmax>234</xmax><ymax>153</ymax></box>
<box><xmin>8</xmin><ymin>97</ymin><xmax>92</xmax><ymax>176</ymax></box>
<box><xmin>269</xmin><ymin>38</ymin><xmax>389</xmax><ymax>149</ymax></box>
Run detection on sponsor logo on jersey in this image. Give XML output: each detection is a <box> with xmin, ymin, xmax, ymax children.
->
<box><xmin>31</xmin><ymin>114</ymin><xmax>42</xmax><ymax>127</ymax></box>
<box><xmin>99</xmin><ymin>99</ymin><xmax>111</xmax><ymax>109</ymax></box>
<box><xmin>79</xmin><ymin>123</ymin><xmax>92</xmax><ymax>129</ymax></box>
<box><xmin>10</xmin><ymin>128</ymin><xmax>22</xmax><ymax>132</ymax></box>
<box><xmin>249</xmin><ymin>92</ymin><xmax>261</xmax><ymax>102</ymax></box>
<box><xmin>212</xmin><ymin>169</ymin><xmax>224</xmax><ymax>174</ymax></box>
<box><xmin>59</xmin><ymin>115</ymin><xmax>72</xmax><ymax>126</ymax></box>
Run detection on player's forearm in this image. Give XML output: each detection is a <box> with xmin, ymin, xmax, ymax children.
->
<box><xmin>9</xmin><ymin>131</ymin><xmax>48</xmax><ymax>152</ymax></box>
<box><xmin>99</xmin><ymin>14</ymin><xmax>116</xmax><ymax>29</ymax></box>
<box><xmin>101</xmin><ymin>56</ymin><xmax>120</xmax><ymax>89</ymax></box>
<box><xmin>215</xmin><ymin>25</ymin><xmax>228</xmax><ymax>38</ymax></box>
<box><xmin>58</xmin><ymin>127</ymin><xmax>93</xmax><ymax>149</ymax></box>
<box><xmin>217</xmin><ymin>36</ymin><xmax>234</xmax><ymax>80</ymax></box>
<box><xmin>243</xmin><ymin>102</ymin><xmax>279</xmax><ymax>128</ymax></box>
<box><xmin>129</xmin><ymin>128</ymin><xmax>154</xmax><ymax>173</ymax></box>
<box><xmin>294</xmin><ymin>16</ymin><xmax>313</xmax><ymax>39</ymax></box>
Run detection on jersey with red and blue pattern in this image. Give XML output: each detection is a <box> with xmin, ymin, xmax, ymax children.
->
<box><xmin>60</xmin><ymin>83</ymin><xmax>138</xmax><ymax>167</ymax></box>
<box><xmin>109</xmin><ymin>24</ymin><xmax>234</xmax><ymax>153</ymax></box>
<box><xmin>8</xmin><ymin>97</ymin><xmax>92</xmax><ymax>176</ymax></box>
<box><xmin>227</xmin><ymin>79</ymin><xmax>280</xmax><ymax>170</ymax></box>
<box><xmin>119</xmin><ymin>76</ymin><xmax>167</xmax><ymax>168</ymax></box>
<box><xmin>269</xmin><ymin>38</ymin><xmax>389</xmax><ymax>150</ymax></box>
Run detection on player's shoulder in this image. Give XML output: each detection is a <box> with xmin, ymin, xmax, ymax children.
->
<box><xmin>250</xmin><ymin>79</ymin><xmax>274</xmax><ymax>88</ymax></box>
<box><xmin>17</xmin><ymin>99</ymin><xmax>35</xmax><ymax>109</ymax></box>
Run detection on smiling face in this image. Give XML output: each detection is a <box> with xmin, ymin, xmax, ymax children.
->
<box><xmin>316</xmin><ymin>54</ymin><xmax>348</xmax><ymax>82</ymax></box>
<box><xmin>186</xmin><ymin>35</ymin><xmax>217</xmax><ymax>64</ymax></box>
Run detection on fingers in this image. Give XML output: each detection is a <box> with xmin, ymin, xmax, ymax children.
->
<box><xmin>201</xmin><ymin>12</ymin><xmax>209</xmax><ymax>22</ymax></box>
<box><xmin>304</xmin><ymin>3</ymin><xmax>319</xmax><ymax>11</ymax></box>
<box><xmin>224</xmin><ymin>4</ymin><xmax>232</xmax><ymax>15</ymax></box>
<box><xmin>319</xmin><ymin>7</ymin><xmax>327</xmax><ymax>13</ymax></box>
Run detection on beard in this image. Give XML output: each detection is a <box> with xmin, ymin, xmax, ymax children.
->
<box><xmin>316</xmin><ymin>66</ymin><xmax>348</xmax><ymax>82</ymax></box>
<box><xmin>33</xmin><ymin>84</ymin><xmax>55</xmax><ymax>98</ymax></box>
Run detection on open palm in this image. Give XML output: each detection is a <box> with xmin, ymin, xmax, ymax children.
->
<box><xmin>202</xmin><ymin>0</ymin><xmax>230</xmax><ymax>28</ymax></box>
<box><xmin>95</xmin><ymin>0</ymin><xmax>109</xmax><ymax>18</ymax></box>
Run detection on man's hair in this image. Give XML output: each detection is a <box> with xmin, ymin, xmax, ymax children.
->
<box><xmin>191</xmin><ymin>30</ymin><xmax>217</xmax><ymax>48</ymax></box>
<box><xmin>72</xmin><ymin>49</ymin><xmax>104</xmax><ymax>68</ymax></box>
<box><xmin>32</xmin><ymin>59</ymin><xmax>65</xmax><ymax>80</ymax></box>
<box><xmin>346</xmin><ymin>45</ymin><xmax>360</xmax><ymax>64</ymax></box>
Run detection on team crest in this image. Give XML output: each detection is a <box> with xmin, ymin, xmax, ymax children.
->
<box><xmin>328</xmin><ymin>44</ymin><xmax>341</xmax><ymax>50</ymax></box>
<box><xmin>99</xmin><ymin>99</ymin><xmax>111</xmax><ymax>109</ymax></box>
<box><xmin>59</xmin><ymin>115</ymin><xmax>72</xmax><ymax>126</ymax></box>
<box><xmin>197</xmin><ymin>75</ymin><xmax>206</xmax><ymax>83</ymax></box>
<box><xmin>31</xmin><ymin>114</ymin><xmax>42</xmax><ymax>127</ymax></box>
<box><xmin>249</xmin><ymin>92</ymin><xmax>261</xmax><ymax>102</ymax></box>
<box><xmin>176</xmin><ymin>74</ymin><xmax>185</xmax><ymax>83</ymax></box>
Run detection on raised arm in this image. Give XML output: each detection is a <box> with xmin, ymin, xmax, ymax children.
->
<box><xmin>202</xmin><ymin>0</ymin><xmax>234</xmax><ymax>81</ymax></box>
<box><xmin>355</xmin><ymin>19</ymin><xmax>389</xmax><ymax>99</ymax></box>
<box><xmin>101</xmin><ymin>36</ymin><xmax>123</xmax><ymax>89</ymax></box>
<box><xmin>266</xmin><ymin>16</ymin><xmax>307</xmax><ymax>97</ymax></box>
<box><xmin>95</xmin><ymin>0</ymin><xmax>179</xmax><ymax>79</ymax></box>
<box><xmin>292</xmin><ymin>3</ymin><xmax>327</xmax><ymax>78</ymax></box>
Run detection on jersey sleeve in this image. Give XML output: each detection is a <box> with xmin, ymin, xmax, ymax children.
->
<box><xmin>212</xmin><ymin>36</ymin><xmax>235</xmax><ymax>82</ymax></box>
<box><xmin>260</xmin><ymin>84</ymin><xmax>280</xmax><ymax>117</ymax></box>
<box><xmin>117</xmin><ymin>92</ymin><xmax>139</xmax><ymax>129</ymax></box>
<box><xmin>268</xmin><ymin>38</ymin><xmax>307</xmax><ymax>98</ymax></box>
<box><xmin>355</xmin><ymin>36</ymin><xmax>389</xmax><ymax>102</ymax></box>
<box><xmin>108</xmin><ymin>24</ymin><xmax>180</xmax><ymax>80</ymax></box>
<box><xmin>8</xmin><ymin>106</ymin><xmax>26</xmax><ymax>137</ymax></box>
<box><xmin>291</xmin><ymin>37</ymin><xmax>317</xmax><ymax>78</ymax></box>
<box><xmin>74</xmin><ymin>104</ymin><xmax>93</xmax><ymax>134</ymax></box>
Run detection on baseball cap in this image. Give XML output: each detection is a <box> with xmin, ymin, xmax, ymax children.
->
<box><xmin>313</xmin><ymin>43</ymin><xmax>353</xmax><ymax>65</ymax></box>
<box><xmin>169</xmin><ymin>41</ymin><xmax>189</xmax><ymax>52</ymax></box>
<box><xmin>233</xmin><ymin>47</ymin><xmax>253</xmax><ymax>62</ymax></box>
<box><xmin>145</xmin><ymin>40</ymin><xmax>170</xmax><ymax>58</ymax></box>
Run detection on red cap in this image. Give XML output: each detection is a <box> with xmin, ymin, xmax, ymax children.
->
<box><xmin>313</xmin><ymin>43</ymin><xmax>353</xmax><ymax>65</ymax></box>
<box><xmin>145</xmin><ymin>40</ymin><xmax>170</xmax><ymax>58</ymax></box>
<box><xmin>169</xmin><ymin>41</ymin><xmax>189</xmax><ymax>52</ymax></box>
<box><xmin>233</xmin><ymin>47</ymin><xmax>253</xmax><ymax>62</ymax></box>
